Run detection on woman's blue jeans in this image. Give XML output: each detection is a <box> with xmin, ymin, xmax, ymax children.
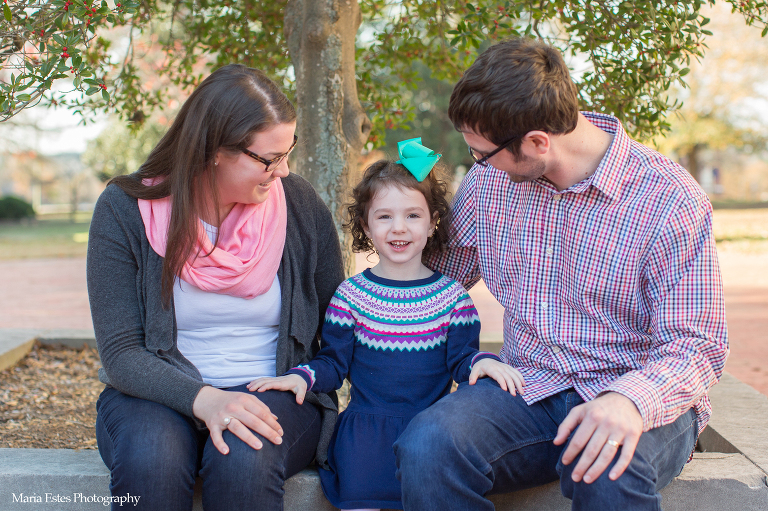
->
<box><xmin>95</xmin><ymin>384</ymin><xmax>321</xmax><ymax>511</ymax></box>
<box><xmin>393</xmin><ymin>378</ymin><xmax>697</xmax><ymax>511</ymax></box>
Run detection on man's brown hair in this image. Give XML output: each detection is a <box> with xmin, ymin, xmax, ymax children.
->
<box><xmin>448</xmin><ymin>38</ymin><xmax>580</xmax><ymax>156</ymax></box>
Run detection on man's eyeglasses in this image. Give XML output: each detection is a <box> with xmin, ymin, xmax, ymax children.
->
<box><xmin>468</xmin><ymin>133</ymin><xmax>521</xmax><ymax>167</ymax></box>
<box><xmin>241</xmin><ymin>135</ymin><xmax>298</xmax><ymax>172</ymax></box>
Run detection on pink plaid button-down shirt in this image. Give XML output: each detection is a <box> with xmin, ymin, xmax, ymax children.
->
<box><xmin>429</xmin><ymin>112</ymin><xmax>728</xmax><ymax>435</ymax></box>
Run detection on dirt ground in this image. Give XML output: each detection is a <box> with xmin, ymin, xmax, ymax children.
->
<box><xmin>0</xmin><ymin>342</ymin><xmax>101</xmax><ymax>449</ymax></box>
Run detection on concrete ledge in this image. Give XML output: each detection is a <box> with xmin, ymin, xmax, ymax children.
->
<box><xmin>699</xmin><ymin>372</ymin><xmax>768</xmax><ymax>475</ymax></box>
<box><xmin>0</xmin><ymin>332</ymin><xmax>35</xmax><ymax>372</ymax></box>
<box><xmin>2</xmin><ymin>450</ymin><xmax>767</xmax><ymax>511</ymax></box>
<box><xmin>0</xmin><ymin>328</ymin><xmax>96</xmax><ymax>372</ymax></box>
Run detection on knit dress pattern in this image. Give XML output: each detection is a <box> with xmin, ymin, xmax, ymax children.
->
<box><xmin>286</xmin><ymin>268</ymin><xmax>500</xmax><ymax>510</ymax></box>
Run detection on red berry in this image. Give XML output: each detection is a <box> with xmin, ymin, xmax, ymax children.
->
<box><xmin>62</xmin><ymin>46</ymin><xmax>67</xmax><ymax>51</ymax></box>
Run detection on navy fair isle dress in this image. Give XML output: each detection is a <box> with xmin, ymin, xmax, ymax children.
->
<box><xmin>286</xmin><ymin>269</ymin><xmax>500</xmax><ymax>510</ymax></box>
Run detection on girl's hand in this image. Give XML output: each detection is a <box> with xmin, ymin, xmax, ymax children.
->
<box><xmin>469</xmin><ymin>358</ymin><xmax>526</xmax><ymax>396</ymax></box>
<box><xmin>192</xmin><ymin>386</ymin><xmax>283</xmax><ymax>455</ymax></box>
<box><xmin>248</xmin><ymin>374</ymin><xmax>308</xmax><ymax>405</ymax></box>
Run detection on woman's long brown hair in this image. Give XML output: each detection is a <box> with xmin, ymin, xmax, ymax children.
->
<box><xmin>110</xmin><ymin>64</ymin><xmax>296</xmax><ymax>307</ymax></box>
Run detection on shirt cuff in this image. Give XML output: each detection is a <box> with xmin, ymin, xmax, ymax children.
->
<box><xmin>604</xmin><ymin>372</ymin><xmax>664</xmax><ymax>432</ymax></box>
<box><xmin>469</xmin><ymin>352</ymin><xmax>501</xmax><ymax>370</ymax></box>
<box><xmin>285</xmin><ymin>365</ymin><xmax>316</xmax><ymax>390</ymax></box>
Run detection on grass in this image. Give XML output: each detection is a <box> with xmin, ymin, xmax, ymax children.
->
<box><xmin>0</xmin><ymin>214</ymin><xmax>92</xmax><ymax>260</ymax></box>
<box><xmin>712</xmin><ymin>208</ymin><xmax>768</xmax><ymax>255</ymax></box>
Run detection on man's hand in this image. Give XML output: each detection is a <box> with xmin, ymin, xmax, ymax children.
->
<box><xmin>469</xmin><ymin>358</ymin><xmax>525</xmax><ymax>396</ymax></box>
<box><xmin>553</xmin><ymin>392</ymin><xmax>643</xmax><ymax>483</ymax></box>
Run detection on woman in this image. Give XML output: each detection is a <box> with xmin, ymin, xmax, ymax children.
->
<box><xmin>87</xmin><ymin>64</ymin><xmax>344</xmax><ymax>510</ymax></box>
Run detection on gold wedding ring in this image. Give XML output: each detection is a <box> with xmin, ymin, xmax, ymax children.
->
<box><xmin>606</xmin><ymin>439</ymin><xmax>621</xmax><ymax>448</ymax></box>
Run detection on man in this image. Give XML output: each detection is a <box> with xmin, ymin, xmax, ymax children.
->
<box><xmin>394</xmin><ymin>38</ymin><xmax>728</xmax><ymax>510</ymax></box>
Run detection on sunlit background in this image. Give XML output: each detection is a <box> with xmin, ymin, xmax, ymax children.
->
<box><xmin>1</xmin><ymin>4</ymin><xmax>766</xmax><ymax>396</ymax></box>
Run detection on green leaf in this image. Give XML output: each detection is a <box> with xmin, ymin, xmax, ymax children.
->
<box><xmin>102</xmin><ymin>88</ymin><xmax>110</xmax><ymax>101</ymax></box>
<box><xmin>679</xmin><ymin>67</ymin><xmax>690</xmax><ymax>76</ymax></box>
<box><xmin>17</xmin><ymin>94</ymin><xmax>32</xmax><ymax>102</ymax></box>
<box><xmin>73</xmin><ymin>56</ymin><xmax>82</xmax><ymax>67</ymax></box>
<box><xmin>3</xmin><ymin>3</ymin><xmax>12</xmax><ymax>23</ymax></box>
<box><xmin>763</xmin><ymin>26</ymin><xmax>768</xmax><ymax>37</ymax></box>
<box><xmin>86</xmin><ymin>87</ymin><xmax>99</xmax><ymax>95</ymax></box>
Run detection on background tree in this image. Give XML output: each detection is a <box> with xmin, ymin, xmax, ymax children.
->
<box><xmin>4</xmin><ymin>0</ymin><xmax>768</xmax><ymax>270</ymax></box>
<box><xmin>654</xmin><ymin>2</ymin><xmax>768</xmax><ymax>181</ymax></box>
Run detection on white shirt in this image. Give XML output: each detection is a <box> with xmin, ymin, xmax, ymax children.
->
<box><xmin>174</xmin><ymin>220</ymin><xmax>281</xmax><ymax>388</ymax></box>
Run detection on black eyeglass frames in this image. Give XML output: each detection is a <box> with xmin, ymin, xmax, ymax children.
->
<box><xmin>467</xmin><ymin>133</ymin><xmax>521</xmax><ymax>167</ymax></box>
<box><xmin>241</xmin><ymin>135</ymin><xmax>298</xmax><ymax>172</ymax></box>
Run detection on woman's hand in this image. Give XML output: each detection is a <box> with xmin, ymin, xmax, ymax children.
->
<box><xmin>469</xmin><ymin>358</ymin><xmax>526</xmax><ymax>396</ymax></box>
<box><xmin>192</xmin><ymin>386</ymin><xmax>284</xmax><ymax>455</ymax></box>
<box><xmin>248</xmin><ymin>375</ymin><xmax>308</xmax><ymax>405</ymax></box>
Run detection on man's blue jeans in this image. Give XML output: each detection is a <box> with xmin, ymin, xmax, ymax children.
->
<box><xmin>393</xmin><ymin>378</ymin><xmax>697</xmax><ymax>511</ymax></box>
<box><xmin>95</xmin><ymin>384</ymin><xmax>321</xmax><ymax>511</ymax></box>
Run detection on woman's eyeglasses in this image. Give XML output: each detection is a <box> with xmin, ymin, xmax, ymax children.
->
<box><xmin>468</xmin><ymin>133</ymin><xmax>521</xmax><ymax>167</ymax></box>
<box><xmin>241</xmin><ymin>135</ymin><xmax>298</xmax><ymax>172</ymax></box>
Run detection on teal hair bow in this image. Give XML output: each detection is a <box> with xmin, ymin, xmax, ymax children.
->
<box><xmin>395</xmin><ymin>137</ymin><xmax>442</xmax><ymax>182</ymax></box>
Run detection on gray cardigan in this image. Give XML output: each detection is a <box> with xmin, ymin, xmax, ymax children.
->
<box><xmin>86</xmin><ymin>172</ymin><xmax>345</xmax><ymax>466</ymax></box>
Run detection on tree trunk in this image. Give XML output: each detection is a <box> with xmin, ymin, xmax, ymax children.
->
<box><xmin>686</xmin><ymin>143</ymin><xmax>704</xmax><ymax>183</ymax></box>
<box><xmin>284</xmin><ymin>0</ymin><xmax>371</xmax><ymax>276</ymax></box>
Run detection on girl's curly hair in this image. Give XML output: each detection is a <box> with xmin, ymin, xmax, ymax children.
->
<box><xmin>345</xmin><ymin>159</ymin><xmax>452</xmax><ymax>263</ymax></box>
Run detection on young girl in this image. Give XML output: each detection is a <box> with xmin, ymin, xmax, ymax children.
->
<box><xmin>248</xmin><ymin>138</ymin><xmax>525</xmax><ymax>511</ymax></box>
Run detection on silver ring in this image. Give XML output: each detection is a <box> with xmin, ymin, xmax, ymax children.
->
<box><xmin>223</xmin><ymin>417</ymin><xmax>232</xmax><ymax>426</ymax></box>
<box><xmin>606</xmin><ymin>439</ymin><xmax>621</xmax><ymax>448</ymax></box>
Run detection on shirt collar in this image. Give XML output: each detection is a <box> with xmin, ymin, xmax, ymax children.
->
<box><xmin>575</xmin><ymin>112</ymin><xmax>632</xmax><ymax>200</ymax></box>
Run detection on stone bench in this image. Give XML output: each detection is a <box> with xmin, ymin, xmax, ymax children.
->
<box><xmin>2</xmin><ymin>330</ymin><xmax>767</xmax><ymax>510</ymax></box>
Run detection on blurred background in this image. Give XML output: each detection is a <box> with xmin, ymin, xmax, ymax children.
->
<box><xmin>1</xmin><ymin>3</ymin><xmax>766</xmax><ymax>394</ymax></box>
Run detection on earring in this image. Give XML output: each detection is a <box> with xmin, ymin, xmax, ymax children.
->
<box><xmin>214</xmin><ymin>161</ymin><xmax>219</xmax><ymax>166</ymax></box>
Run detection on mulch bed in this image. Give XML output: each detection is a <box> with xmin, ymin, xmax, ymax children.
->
<box><xmin>1</xmin><ymin>342</ymin><xmax>352</xmax><ymax>450</ymax></box>
<box><xmin>0</xmin><ymin>342</ymin><xmax>102</xmax><ymax>449</ymax></box>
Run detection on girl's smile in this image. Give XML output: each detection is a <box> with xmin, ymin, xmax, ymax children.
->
<box><xmin>363</xmin><ymin>184</ymin><xmax>436</xmax><ymax>281</ymax></box>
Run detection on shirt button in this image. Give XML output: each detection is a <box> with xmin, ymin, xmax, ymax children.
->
<box><xmin>541</xmin><ymin>302</ymin><xmax>548</xmax><ymax>309</ymax></box>
<box><xmin>552</xmin><ymin>346</ymin><xmax>561</xmax><ymax>354</ymax></box>
<box><xmin>546</xmin><ymin>247</ymin><xmax>554</xmax><ymax>255</ymax></box>
<box><xmin>552</xmin><ymin>195</ymin><xmax>562</xmax><ymax>202</ymax></box>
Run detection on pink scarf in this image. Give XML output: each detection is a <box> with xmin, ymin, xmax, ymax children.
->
<box><xmin>138</xmin><ymin>178</ymin><xmax>287</xmax><ymax>299</ymax></box>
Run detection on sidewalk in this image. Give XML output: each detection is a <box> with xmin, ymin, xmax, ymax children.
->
<box><xmin>0</xmin><ymin>253</ymin><xmax>766</xmax><ymax>395</ymax></box>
